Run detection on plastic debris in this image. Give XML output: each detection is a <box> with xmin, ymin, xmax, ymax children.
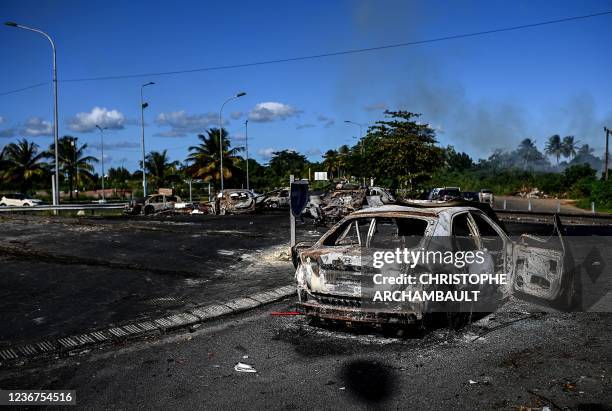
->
<box><xmin>234</xmin><ymin>362</ymin><xmax>257</xmax><ymax>373</ymax></box>
<box><xmin>469</xmin><ymin>380</ymin><xmax>478</xmax><ymax>384</ymax></box>
<box><xmin>242</xmin><ymin>355</ymin><xmax>249</xmax><ymax>359</ymax></box>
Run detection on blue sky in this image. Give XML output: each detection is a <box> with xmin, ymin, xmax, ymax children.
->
<box><xmin>1</xmin><ymin>0</ymin><xmax>612</xmax><ymax>172</ymax></box>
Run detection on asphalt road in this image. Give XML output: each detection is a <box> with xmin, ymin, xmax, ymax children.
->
<box><xmin>1</xmin><ymin>211</ymin><xmax>611</xmax><ymax>347</ymax></box>
<box><xmin>0</xmin><ymin>212</ymin><xmax>325</xmax><ymax>345</ymax></box>
<box><xmin>0</xmin><ymin>299</ymin><xmax>611</xmax><ymax>410</ymax></box>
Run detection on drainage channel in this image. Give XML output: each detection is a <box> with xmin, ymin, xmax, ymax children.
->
<box><xmin>0</xmin><ymin>285</ymin><xmax>296</xmax><ymax>366</ymax></box>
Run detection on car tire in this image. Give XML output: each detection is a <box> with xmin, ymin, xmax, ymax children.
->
<box><xmin>220</xmin><ymin>207</ymin><xmax>227</xmax><ymax>215</ymax></box>
<box><xmin>144</xmin><ymin>205</ymin><xmax>154</xmax><ymax>215</ymax></box>
<box><xmin>270</xmin><ymin>201</ymin><xmax>279</xmax><ymax>208</ymax></box>
<box><xmin>0</xmin><ymin>203</ymin><xmax>6</xmax><ymax>207</ymax></box>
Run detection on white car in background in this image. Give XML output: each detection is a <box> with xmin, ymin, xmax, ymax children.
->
<box><xmin>479</xmin><ymin>189</ymin><xmax>494</xmax><ymax>204</ymax></box>
<box><xmin>0</xmin><ymin>193</ymin><xmax>44</xmax><ymax>207</ymax></box>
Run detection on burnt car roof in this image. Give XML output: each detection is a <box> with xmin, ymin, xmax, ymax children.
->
<box><xmin>350</xmin><ymin>199</ymin><xmax>508</xmax><ymax>233</ymax></box>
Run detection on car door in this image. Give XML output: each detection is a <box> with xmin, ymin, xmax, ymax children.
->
<box><xmin>510</xmin><ymin>214</ymin><xmax>567</xmax><ymax>302</ymax></box>
<box><xmin>303</xmin><ymin>217</ymin><xmax>373</xmax><ymax>296</ymax></box>
<box><xmin>469</xmin><ymin>210</ymin><xmax>510</xmax><ymax>275</ymax></box>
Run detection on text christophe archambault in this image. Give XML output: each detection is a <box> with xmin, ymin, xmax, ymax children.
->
<box><xmin>368</xmin><ymin>248</ymin><xmax>508</xmax><ymax>302</ymax></box>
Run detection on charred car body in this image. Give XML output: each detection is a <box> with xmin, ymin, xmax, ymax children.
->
<box><xmin>214</xmin><ymin>189</ymin><xmax>257</xmax><ymax>215</ymax></box>
<box><xmin>293</xmin><ymin>201</ymin><xmax>574</xmax><ymax>327</ymax></box>
<box><xmin>304</xmin><ymin>184</ymin><xmax>395</xmax><ymax>224</ymax></box>
<box><xmin>258</xmin><ymin>188</ymin><xmax>290</xmax><ymax>208</ymax></box>
<box><xmin>124</xmin><ymin>194</ymin><xmax>182</xmax><ymax>215</ymax></box>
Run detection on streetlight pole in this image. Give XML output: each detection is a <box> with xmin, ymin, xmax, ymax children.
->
<box><xmin>5</xmin><ymin>21</ymin><xmax>60</xmax><ymax>206</ymax></box>
<box><xmin>605</xmin><ymin>127</ymin><xmax>610</xmax><ymax>181</ymax></box>
<box><xmin>70</xmin><ymin>138</ymin><xmax>78</xmax><ymax>200</ymax></box>
<box><xmin>140</xmin><ymin>82</ymin><xmax>155</xmax><ymax>197</ymax></box>
<box><xmin>95</xmin><ymin>125</ymin><xmax>107</xmax><ymax>201</ymax></box>
<box><xmin>344</xmin><ymin>120</ymin><xmax>366</xmax><ymax>186</ymax></box>
<box><xmin>219</xmin><ymin>92</ymin><xmax>246</xmax><ymax>191</ymax></box>
<box><xmin>245</xmin><ymin>119</ymin><xmax>250</xmax><ymax>191</ymax></box>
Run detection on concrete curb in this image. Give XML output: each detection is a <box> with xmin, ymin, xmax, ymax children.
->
<box><xmin>0</xmin><ymin>285</ymin><xmax>296</xmax><ymax>367</ymax></box>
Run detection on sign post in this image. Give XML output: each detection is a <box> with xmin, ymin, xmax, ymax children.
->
<box><xmin>289</xmin><ymin>176</ymin><xmax>310</xmax><ymax>247</ymax></box>
<box><xmin>290</xmin><ymin>175</ymin><xmax>295</xmax><ymax>247</ymax></box>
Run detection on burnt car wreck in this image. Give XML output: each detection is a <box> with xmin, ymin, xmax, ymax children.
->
<box><xmin>293</xmin><ymin>202</ymin><xmax>574</xmax><ymax>328</ymax></box>
<box><xmin>304</xmin><ymin>183</ymin><xmax>395</xmax><ymax>224</ymax></box>
<box><xmin>213</xmin><ymin>189</ymin><xmax>257</xmax><ymax>215</ymax></box>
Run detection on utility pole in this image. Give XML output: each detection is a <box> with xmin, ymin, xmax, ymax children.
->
<box><xmin>605</xmin><ymin>127</ymin><xmax>610</xmax><ymax>181</ymax></box>
<box><xmin>245</xmin><ymin>119</ymin><xmax>250</xmax><ymax>191</ymax></box>
<box><xmin>140</xmin><ymin>82</ymin><xmax>155</xmax><ymax>197</ymax></box>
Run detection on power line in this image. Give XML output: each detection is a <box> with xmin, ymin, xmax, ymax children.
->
<box><xmin>2</xmin><ymin>10</ymin><xmax>611</xmax><ymax>97</ymax></box>
<box><xmin>0</xmin><ymin>81</ymin><xmax>50</xmax><ymax>97</ymax></box>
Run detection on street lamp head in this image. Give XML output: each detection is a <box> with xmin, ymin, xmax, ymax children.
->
<box><xmin>4</xmin><ymin>21</ymin><xmax>18</xmax><ymax>27</ymax></box>
<box><xmin>142</xmin><ymin>81</ymin><xmax>155</xmax><ymax>87</ymax></box>
<box><xmin>236</xmin><ymin>92</ymin><xmax>246</xmax><ymax>98</ymax></box>
<box><xmin>344</xmin><ymin>120</ymin><xmax>351</xmax><ymax>123</ymax></box>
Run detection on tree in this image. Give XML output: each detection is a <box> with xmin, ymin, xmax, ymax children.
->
<box><xmin>1</xmin><ymin>138</ymin><xmax>49</xmax><ymax>193</ymax></box>
<box><xmin>445</xmin><ymin>146</ymin><xmax>473</xmax><ymax>172</ymax></box>
<box><xmin>144</xmin><ymin>150</ymin><xmax>179</xmax><ymax>190</ymax></box>
<box><xmin>545</xmin><ymin>134</ymin><xmax>563</xmax><ymax>166</ymax></box>
<box><xmin>186</xmin><ymin>128</ymin><xmax>243</xmax><ymax>187</ymax></box>
<box><xmin>561</xmin><ymin>136</ymin><xmax>578</xmax><ymax>160</ymax></box>
<box><xmin>322</xmin><ymin>150</ymin><xmax>340</xmax><ymax>179</ymax></box>
<box><xmin>362</xmin><ymin>110</ymin><xmax>445</xmax><ymax>191</ymax></box>
<box><xmin>268</xmin><ymin>150</ymin><xmax>309</xmax><ymax>184</ymax></box>
<box><xmin>517</xmin><ymin>138</ymin><xmax>546</xmax><ymax>170</ymax></box>
<box><xmin>48</xmin><ymin>136</ymin><xmax>98</xmax><ymax>200</ymax></box>
<box><xmin>106</xmin><ymin>167</ymin><xmax>132</xmax><ymax>190</ymax></box>
<box><xmin>569</xmin><ymin>144</ymin><xmax>603</xmax><ymax>173</ymax></box>
<box><xmin>337</xmin><ymin>145</ymin><xmax>350</xmax><ymax>177</ymax></box>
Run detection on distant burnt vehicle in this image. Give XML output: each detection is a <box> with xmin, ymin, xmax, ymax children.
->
<box><xmin>461</xmin><ymin>191</ymin><xmax>479</xmax><ymax>202</ymax></box>
<box><xmin>214</xmin><ymin>189</ymin><xmax>257</xmax><ymax>215</ymax></box>
<box><xmin>429</xmin><ymin>187</ymin><xmax>461</xmax><ymax>201</ymax></box>
<box><xmin>258</xmin><ymin>187</ymin><xmax>290</xmax><ymax>209</ymax></box>
<box><xmin>124</xmin><ymin>193</ymin><xmax>181</xmax><ymax>215</ymax></box>
<box><xmin>303</xmin><ymin>183</ymin><xmax>395</xmax><ymax>224</ymax></box>
<box><xmin>293</xmin><ymin>201</ymin><xmax>575</xmax><ymax>328</ymax></box>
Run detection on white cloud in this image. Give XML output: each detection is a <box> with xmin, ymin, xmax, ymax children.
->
<box><xmin>0</xmin><ymin>116</ymin><xmax>4</xmax><ymax>124</ymax></box>
<box><xmin>155</xmin><ymin>111</ymin><xmax>218</xmax><ymax>137</ymax></box>
<box><xmin>68</xmin><ymin>107</ymin><xmax>126</xmax><ymax>133</ymax></box>
<box><xmin>249</xmin><ymin>102</ymin><xmax>302</xmax><ymax>123</ymax></box>
<box><xmin>23</xmin><ymin>117</ymin><xmax>53</xmax><ymax>136</ymax></box>
<box><xmin>230</xmin><ymin>111</ymin><xmax>243</xmax><ymax>120</ymax></box>
<box><xmin>257</xmin><ymin>147</ymin><xmax>276</xmax><ymax>160</ymax></box>
<box><xmin>317</xmin><ymin>114</ymin><xmax>335</xmax><ymax>128</ymax></box>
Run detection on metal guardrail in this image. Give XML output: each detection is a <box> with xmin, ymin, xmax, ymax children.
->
<box><xmin>494</xmin><ymin>208</ymin><xmax>612</xmax><ymax>220</ymax></box>
<box><xmin>0</xmin><ymin>203</ymin><xmax>128</xmax><ymax>212</ymax></box>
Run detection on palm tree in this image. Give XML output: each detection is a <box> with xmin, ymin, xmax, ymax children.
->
<box><xmin>2</xmin><ymin>138</ymin><xmax>49</xmax><ymax>193</ymax></box>
<box><xmin>337</xmin><ymin>144</ymin><xmax>350</xmax><ymax>178</ymax></box>
<box><xmin>562</xmin><ymin>136</ymin><xmax>578</xmax><ymax>160</ymax></box>
<box><xmin>144</xmin><ymin>150</ymin><xmax>179</xmax><ymax>190</ymax></box>
<box><xmin>577</xmin><ymin>144</ymin><xmax>594</xmax><ymax>156</ymax></box>
<box><xmin>545</xmin><ymin>134</ymin><xmax>563</xmax><ymax>166</ymax></box>
<box><xmin>186</xmin><ymin>128</ymin><xmax>243</xmax><ymax>187</ymax></box>
<box><xmin>322</xmin><ymin>149</ymin><xmax>340</xmax><ymax>179</ymax></box>
<box><xmin>48</xmin><ymin>136</ymin><xmax>98</xmax><ymax>200</ymax></box>
<box><xmin>517</xmin><ymin>138</ymin><xmax>538</xmax><ymax>169</ymax></box>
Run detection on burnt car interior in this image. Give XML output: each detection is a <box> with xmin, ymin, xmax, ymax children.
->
<box><xmin>323</xmin><ymin>217</ymin><xmax>429</xmax><ymax>249</ymax></box>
